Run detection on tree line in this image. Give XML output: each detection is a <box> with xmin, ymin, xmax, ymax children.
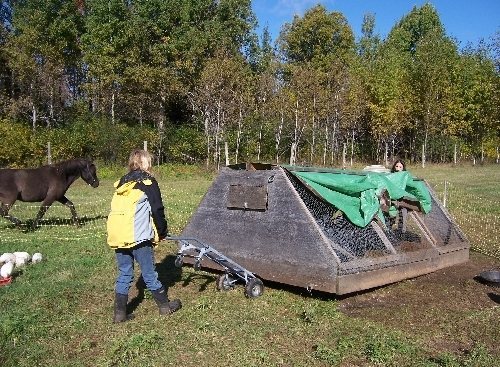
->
<box><xmin>0</xmin><ymin>1</ymin><xmax>498</xmax><ymax>168</ymax></box>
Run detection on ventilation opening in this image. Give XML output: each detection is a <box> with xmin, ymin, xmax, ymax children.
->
<box><xmin>227</xmin><ymin>184</ymin><xmax>268</xmax><ymax>211</ymax></box>
<box><xmin>227</xmin><ymin>162</ymin><xmax>275</xmax><ymax>171</ymax></box>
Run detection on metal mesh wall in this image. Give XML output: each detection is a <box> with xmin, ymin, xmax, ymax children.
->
<box><xmin>286</xmin><ymin>171</ymin><xmax>439</xmax><ymax>266</ymax></box>
<box><xmin>387</xmin><ymin>216</ymin><xmax>433</xmax><ymax>251</ymax></box>
<box><xmin>286</xmin><ymin>171</ymin><xmax>390</xmax><ymax>260</ymax></box>
<box><xmin>421</xmin><ymin>190</ymin><xmax>467</xmax><ymax>246</ymax></box>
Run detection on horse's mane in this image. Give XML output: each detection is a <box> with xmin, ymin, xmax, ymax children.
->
<box><xmin>53</xmin><ymin>158</ymin><xmax>89</xmax><ymax>167</ymax></box>
<box><xmin>52</xmin><ymin>159</ymin><xmax>91</xmax><ymax>173</ymax></box>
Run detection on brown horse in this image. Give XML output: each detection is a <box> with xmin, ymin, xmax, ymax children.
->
<box><xmin>0</xmin><ymin>159</ymin><xmax>99</xmax><ymax>227</ymax></box>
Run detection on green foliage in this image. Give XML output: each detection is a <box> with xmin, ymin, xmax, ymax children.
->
<box><xmin>313</xmin><ymin>336</ymin><xmax>355</xmax><ymax>365</ymax></box>
<box><xmin>454</xmin><ymin>46</ymin><xmax>498</xmax><ymax>154</ymax></box>
<box><xmin>0</xmin><ymin>117</ymin><xmax>200</xmax><ymax>168</ymax></box>
<box><xmin>358</xmin><ymin>13</ymin><xmax>381</xmax><ymax>61</ymax></box>
<box><xmin>461</xmin><ymin>344</ymin><xmax>496</xmax><ymax>367</ymax></box>
<box><xmin>364</xmin><ymin>2</ymin><xmax>492</xmax><ymax>163</ymax></box>
<box><xmin>431</xmin><ymin>352</ymin><xmax>461</xmax><ymax>367</ymax></box>
<box><xmin>106</xmin><ymin>331</ymin><xmax>166</xmax><ymax>366</ymax></box>
<box><xmin>364</xmin><ymin>333</ymin><xmax>415</xmax><ymax>365</ymax></box>
<box><xmin>0</xmin><ymin>120</ymin><xmax>32</xmax><ymax>167</ymax></box>
<box><xmin>29</xmin><ymin>121</ymin><xmax>124</xmax><ymax>164</ymax></box>
<box><xmin>78</xmin><ymin>0</ymin><xmax>256</xmax><ymax>126</ymax></box>
<box><xmin>5</xmin><ymin>0</ymin><xmax>84</xmax><ymax>126</ymax></box>
<box><xmin>0</xmin><ymin>1</ymin><xmax>497</xmax><ymax>167</ymax></box>
<box><xmin>313</xmin><ymin>344</ymin><xmax>342</xmax><ymax>364</ymax></box>
<box><xmin>387</xmin><ymin>3</ymin><xmax>446</xmax><ymax>54</ymax></box>
<box><xmin>166</xmin><ymin>125</ymin><xmax>206</xmax><ymax>163</ymax></box>
<box><xmin>279</xmin><ymin>4</ymin><xmax>355</xmax><ymax>68</ymax></box>
<box><xmin>431</xmin><ymin>344</ymin><xmax>496</xmax><ymax>367</ymax></box>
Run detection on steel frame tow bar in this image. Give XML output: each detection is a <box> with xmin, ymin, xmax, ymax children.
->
<box><xmin>167</xmin><ymin>236</ymin><xmax>264</xmax><ymax>298</ymax></box>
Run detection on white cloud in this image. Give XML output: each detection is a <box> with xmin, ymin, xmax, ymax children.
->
<box><xmin>273</xmin><ymin>0</ymin><xmax>322</xmax><ymax>16</ymax></box>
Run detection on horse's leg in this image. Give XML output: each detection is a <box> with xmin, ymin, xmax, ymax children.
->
<box><xmin>58</xmin><ymin>196</ymin><xmax>80</xmax><ymax>226</ymax></box>
<box><xmin>0</xmin><ymin>202</ymin><xmax>22</xmax><ymax>227</ymax></box>
<box><xmin>33</xmin><ymin>203</ymin><xmax>51</xmax><ymax>228</ymax></box>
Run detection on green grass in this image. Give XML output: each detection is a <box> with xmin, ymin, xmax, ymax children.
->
<box><xmin>0</xmin><ymin>163</ymin><xmax>498</xmax><ymax>366</ymax></box>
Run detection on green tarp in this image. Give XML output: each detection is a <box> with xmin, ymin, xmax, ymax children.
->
<box><xmin>288</xmin><ymin>169</ymin><xmax>432</xmax><ymax>228</ymax></box>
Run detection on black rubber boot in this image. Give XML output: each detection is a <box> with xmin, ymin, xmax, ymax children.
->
<box><xmin>113</xmin><ymin>293</ymin><xmax>134</xmax><ymax>323</ymax></box>
<box><xmin>151</xmin><ymin>287</ymin><xmax>182</xmax><ymax>315</ymax></box>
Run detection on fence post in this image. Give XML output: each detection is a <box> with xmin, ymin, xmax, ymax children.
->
<box><xmin>47</xmin><ymin>142</ymin><xmax>52</xmax><ymax>165</ymax></box>
<box><xmin>224</xmin><ymin>141</ymin><xmax>229</xmax><ymax>166</ymax></box>
<box><xmin>289</xmin><ymin>143</ymin><xmax>296</xmax><ymax>165</ymax></box>
<box><xmin>342</xmin><ymin>143</ymin><xmax>347</xmax><ymax>169</ymax></box>
<box><xmin>443</xmin><ymin>181</ymin><xmax>448</xmax><ymax>208</ymax></box>
<box><xmin>384</xmin><ymin>141</ymin><xmax>388</xmax><ymax>167</ymax></box>
<box><xmin>421</xmin><ymin>144</ymin><xmax>425</xmax><ymax>168</ymax></box>
<box><xmin>143</xmin><ymin>140</ymin><xmax>147</xmax><ymax>151</ymax></box>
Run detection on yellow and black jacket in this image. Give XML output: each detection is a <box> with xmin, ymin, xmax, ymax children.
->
<box><xmin>107</xmin><ymin>170</ymin><xmax>168</xmax><ymax>249</ymax></box>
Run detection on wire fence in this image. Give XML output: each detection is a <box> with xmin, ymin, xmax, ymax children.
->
<box><xmin>0</xmin><ymin>198</ymin><xmax>108</xmax><ymax>245</ymax></box>
<box><xmin>0</xmin><ymin>180</ymin><xmax>498</xmax><ymax>260</ymax></box>
<box><xmin>429</xmin><ymin>181</ymin><xmax>500</xmax><ymax>260</ymax></box>
<box><xmin>0</xmin><ymin>182</ymin><xmax>208</xmax><ymax>247</ymax></box>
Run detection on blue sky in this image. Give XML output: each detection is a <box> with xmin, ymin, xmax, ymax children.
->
<box><xmin>252</xmin><ymin>0</ymin><xmax>499</xmax><ymax>47</ymax></box>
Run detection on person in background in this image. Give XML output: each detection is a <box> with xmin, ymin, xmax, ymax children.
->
<box><xmin>391</xmin><ymin>159</ymin><xmax>406</xmax><ymax>173</ymax></box>
<box><xmin>107</xmin><ymin>149</ymin><xmax>181</xmax><ymax>323</ymax></box>
<box><xmin>389</xmin><ymin>158</ymin><xmax>409</xmax><ymax>231</ymax></box>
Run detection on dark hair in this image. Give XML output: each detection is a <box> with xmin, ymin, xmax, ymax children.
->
<box><xmin>391</xmin><ymin>159</ymin><xmax>406</xmax><ymax>173</ymax></box>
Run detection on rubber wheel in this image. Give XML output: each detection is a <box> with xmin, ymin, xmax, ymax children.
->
<box><xmin>174</xmin><ymin>255</ymin><xmax>183</xmax><ymax>268</ymax></box>
<box><xmin>216</xmin><ymin>274</ymin><xmax>234</xmax><ymax>291</ymax></box>
<box><xmin>194</xmin><ymin>260</ymin><xmax>201</xmax><ymax>271</ymax></box>
<box><xmin>244</xmin><ymin>278</ymin><xmax>264</xmax><ymax>298</ymax></box>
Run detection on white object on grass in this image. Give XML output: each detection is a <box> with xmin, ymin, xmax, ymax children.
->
<box><xmin>0</xmin><ymin>253</ymin><xmax>16</xmax><ymax>264</ymax></box>
<box><xmin>13</xmin><ymin>252</ymin><xmax>30</xmax><ymax>267</ymax></box>
<box><xmin>0</xmin><ymin>262</ymin><xmax>14</xmax><ymax>278</ymax></box>
<box><xmin>15</xmin><ymin>257</ymin><xmax>26</xmax><ymax>267</ymax></box>
<box><xmin>14</xmin><ymin>252</ymin><xmax>31</xmax><ymax>262</ymax></box>
<box><xmin>31</xmin><ymin>253</ymin><xmax>43</xmax><ymax>264</ymax></box>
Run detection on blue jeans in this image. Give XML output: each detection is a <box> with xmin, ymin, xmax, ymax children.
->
<box><xmin>115</xmin><ymin>240</ymin><xmax>162</xmax><ymax>295</ymax></box>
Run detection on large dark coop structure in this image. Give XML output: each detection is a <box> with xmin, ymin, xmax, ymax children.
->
<box><xmin>180</xmin><ymin>163</ymin><xmax>469</xmax><ymax>294</ymax></box>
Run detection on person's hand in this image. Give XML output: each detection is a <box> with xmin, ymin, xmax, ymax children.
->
<box><xmin>160</xmin><ymin>233</ymin><xmax>172</xmax><ymax>241</ymax></box>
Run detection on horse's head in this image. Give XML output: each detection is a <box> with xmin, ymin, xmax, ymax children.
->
<box><xmin>81</xmin><ymin>160</ymin><xmax>99</xmax><ymax>188</ymax></box>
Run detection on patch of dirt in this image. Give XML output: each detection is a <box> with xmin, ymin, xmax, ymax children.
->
<box><xmin>337</xmin><ymin>251</ymin><xmax>500</xmax><ymax>357</ymax></box>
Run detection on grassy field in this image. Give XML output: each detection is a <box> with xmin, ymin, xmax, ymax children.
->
<box><xmin>0</xmin><ymin>163</ymin><xmax>498</xmax><ymax>367</ymax></box>
<box><xmin>410</xmin><ymin>163</ymin><xmax>500</xmax><ymax>259</ymax></box>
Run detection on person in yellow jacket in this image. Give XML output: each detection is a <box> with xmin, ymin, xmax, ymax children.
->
<box><xmin>107</xmin><ymin>149</ymin><xmax>181</xmax><ymax>323</ymax></box>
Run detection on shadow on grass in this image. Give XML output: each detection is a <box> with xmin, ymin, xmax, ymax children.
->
<box><xmin>127</xmin><ymin>254</ymin><xmax>183</xmax><ymax>314</ymax></box>
<box><xmin>125</xmin><ymin>253</ymin><xmax>375</xmax><ymax>309</ymax></box>
<box><xmin>487</xmin><ymin>292</ymin><xmax>500</xmax><ymax>304</ymax></box>
<box><xmin>0</xmin><ymin>215</ymin><xmax>107</xmax><ymax>233</ymax></box>
<box><xmin>179</xmin><ymin>271</ymin><xmax>215</xmax><ymax>292</ymax></box>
